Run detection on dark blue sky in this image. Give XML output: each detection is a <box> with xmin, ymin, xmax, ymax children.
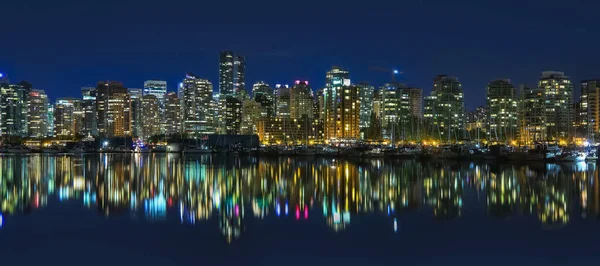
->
<box><xmin>1</xmin><ymin>0</ymin><xmax>599</xmax><ymax>109</ymax></box>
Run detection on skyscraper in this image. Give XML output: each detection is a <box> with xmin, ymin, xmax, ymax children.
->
<box><xmin>290</xmin><ymin>80</ymin><xmax>313</xmax><ymax>120</ymax></box>
<box><xmin>424</xmin><ymin>75</ymin><xmax>465</xmax><ymax>142</ymax></box>
<box><xmin>487</xmin><ymin>79</ymin><xmax>519</xmax><ymax>141</ymax></box>
<box><xmin>54</xmin><ymin>98</ymin><xmax>77</xmax><ymax>137</ymax></box>
<box><xmin>81</xmin><ymin>87</ymin><xmax>97</xmax><ymax>137</ymax></box>
<box><xmin>0</xmin><ymin>83</ymin><xmax>29</xmax><ymax>137</ymax></box>
<box><xmin>252</xmin><ymin>81</ymin><xmax>275</xmax><ymax>118</ymax></box>
<box><xmin>521</xmin><ymin>85</ymin><xmax>546</xmax><ymax>142</ymax></box>
<box><xmin>539</xmin><ymin>71</ymin><xmax>573</xmax><ymax>140</ymax></box>
<box><xmin>580</xmin><ymin>80</ymin><xmax>600</xmax><ymax>138</ymax></box>
<box><xmin>141</xmin><ymin>95</ymin><xmax>161</xmax><ymax>140</ymax></box>
<box><xmin>143</xmin><ymin>80</ymin><xmax>167</xmax><ymax>109</ymax></box>
<box><xmin>27</xmin><ymin>89</ymin><xmax>48</xmax><ymax>138</ymax></box>
<box><xmin>95</xmin><ymin>81</ymin><xmax>131</xmax><ymax>137</ymax></box>
<box><xmin>46</xmin><ymin>103</ymin><xmax>54</xmax><ymax>137</ymax></box>
<box><xmin>219</xmin><ymin>51</ymin><xmax>235</xmax><ymax>98</ymax></box>
<box><xmin>179</xmin><ymin>73</ymin><xmax>214</xmax><ymax>135</ymax></box>
<box><xmin>164</xmin><ymin>92</ymin><xmax>181</xmax><ymax>136</ymax></box>
<box><xmin>225</xmin><ymin>97</ymin><xmax>242</xmax><ymax>135</ymax></box>
<box><xmin>241</xmin><ymin>100</ymin><xmax>262</xmax><ymax>135</ymax></box>
<box><xmin>357</xmin><ymin>83</ymin><xmax>374</xmax><ymax>129</ymax></box>
<box><xmin>234</xmin><ymin>55</ymin><xmax>245</xmax><ymax>98</ymax></box>
<box><xmin>275</xmin><ymin>84</ymin><xmax>291</xmax><ymax>118</ymax></box>
<box><xmin>129</xmin><ymin>88</ymin><xmax>143</xmax><ymax>137</ymax></box>
<box><xmin>323</xmin><ymin>67</ymin><xmax>359</xmax><ymax>140</ymax></box>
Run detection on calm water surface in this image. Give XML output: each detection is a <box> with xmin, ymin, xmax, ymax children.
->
<box><xmin>1</xmin><ymin>154</ymin><xmax>599</xmax><ymax>265</ymax></box>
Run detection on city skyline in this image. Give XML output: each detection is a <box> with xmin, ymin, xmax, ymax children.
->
<box><xmin>1</xmin><ymin>1</ymin><xmax>600</xmax><ymax>109</ymax></box>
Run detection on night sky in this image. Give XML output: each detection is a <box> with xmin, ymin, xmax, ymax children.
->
<box><xmin>1</xmin><ymin>0</ymin><xmax>599</xmax><ymax>109</ymax></box>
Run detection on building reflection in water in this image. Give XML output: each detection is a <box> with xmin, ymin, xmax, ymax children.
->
<box><xmin>1</xmin><ymin>155</ymin><xmax>599</xmax><ymax>241</ymax></box>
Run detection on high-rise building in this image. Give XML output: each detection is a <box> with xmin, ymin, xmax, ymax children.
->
<box><xmin>323</xmin><ymin>67</ymin><xmax>359</xmax><ymax>140</ymax></box>
<box><xmin>81</xmin><ymin>87</ymin><xmax>97</xmax><ymax>137</ymax></box>
<box><xmin>234</xmin><ymin>55</ymin><xmax>245</xmax><ymax>98</ymax></box>
<box><xmin>143</xmin><ymin>80</ymin><xmax>167</xmax><ymax>109</ymax></box>
<box><xmin>164</xmin><ymin>92</ymin><xmax>181</xmax><ymax>136</ymax></box>
<box><xmin>241</xmin><ymin>100</ymin><xmax>262</xmax><ymax>135</ymax></box>
<box><xmin>54</xmin><ymin>98</ymin><xmax>78</xmax><ymax>137</ymax></box>
<box><xmin>141</xmin><ymin>95</ymin><xmax>161</xmax><ymax>140</ymax></box>
<box><xmin>179</xmin><ymin>73</ymin><xmax>214</xmax><ymax>135</ymax></box>
<box><xmin>225</xmin><ymin>97</ymin><xmax>242</xmax><ymax>135</ymax></box>
<box><xmin>129</xmin><ymin>88</ymin><xmax>143</xmax><ymax>137</ymax></box>
<box><xmin>424</xmin><ymin>75</ymin><xmax>465</xmax><ymax>142</ymax></box>
<box><xmin>46</xmin><ymin>103</ymin><xmax>54</xmax><ymax>137</ymax></box>
<box><xmin>487</xmin><ymin>79</ymin><xmax>519</xmax><ymax>141</ymax></box>
<box><xmin>581</xmin><ymin>80</ymin><xmax>600</xmax><ymax>138</ymax></box>
<box><xmin>95</xmin><ymin>81</ymin><xmax>131</xmax><ymax>137</ymax></box>
<box><xmin>275</xmin><ymin>84</ymin><xmax>291</xmax><ymax>118</ymax></box>
<box><xmin>520</xmin><ymin>85</ymin><xmax>546</xmax><ymax>142</ymax></box>
<box><xmin>219</xmin><ymin>51</ymin><xmax>235</xmax><ymax>98</ymax></box>
<box><xmin>357</xmin><ymin>83</ymin><xmax>374</xmax><ymax>129</ymax></box>
<box><xmin>539</xmin><ymin>71</ymin><xmax>573</xmax><ymax>140</ymax></box>
<box><xmin>0</xmin><ymin>83</ymin><xmax>29</xmax><ymax>137</ymax></box>
<box><xmin>290</xmin><ymin>80</ymin><xmax>313</xmax><ymax>120</ymax></box>
<box><xmin>380</xmin><ymin>83</ymin><xmax>422</xmax><ymax>141</ymax></box>
<box><xmin>27</xmin><ymin>89</ymin><xmax>48</xmax><ymax>138</ymax></box>
<box><xmin>466</xmin><ymin>106</ymin><xmax>488</xmax><ymax>141</ymax></box>
<box><xmin>252</xmin><ymin>81</ymin><xmax>275</xmax><ymax>118</ymax></box>
<box><xmin>404</xmin><ymin>87</ymin><xmax>423</xmax><ymax>118</ymax></box>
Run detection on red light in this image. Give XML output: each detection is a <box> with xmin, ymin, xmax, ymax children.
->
<box><xmin>304</xmin><ymin>206</ymin><xmax>308</xmax><ymax>219</ymax></box>
<box><xmin>295</xmin><ymin>80</ymin><xmax>300</xmax><ymax>85</ymax></box>
<box><xmin>235</xmin><ymin>205</ymin><xmax>240</xmax><ymax>216</ymax></box>
<box><xmin>167</xmin><ymin>198</ymin><xmax>173</xmax><ymax>207</ymax></box>
<box><xmin>295</xmin><ymin>205</ymin><xmax>300</xmax><ymax>220</ymax></box>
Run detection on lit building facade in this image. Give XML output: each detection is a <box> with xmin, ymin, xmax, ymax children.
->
<box><xmin>225</xmin><ymin>97</ymin><xmax>242</xmax><ymax>135</ymax></box>
<box><xmin>241</xmin><ymin>100</ymin><xmax>263</xmax><ymax>135</ymax></box>
<box><xmin>253</xmin><ymin>81</ymin><xmax>275</xmax><ymax>118</ymax></box>
<box><xmin>143</xmin><ymin>80</ymin><xmax>167</xmax><ymax>109</ymax></box>
<box><xmin>81</xmin><ymin>87</ymin><xmax>97</xmax><ymax>137</ymax></box>
<box><xmin>164</xmin><ymin>92</ymin><xmax>181</xmax><ymax>136</ymax></box>
<box><xmin>129</xmin><ymin>88</ymin><xmax>143</xmax><ymax>137</ymax></box>
<box><xmin>141</xmin><ymin>95</ymin><xmax>161</xmax><ymax>140</ymax></box>
<box><xmin>54</xmin><ymin>98</ymin><xmax>77</xmax><ymax>137</ymax></box>
<box><xmin>487</xmin><ymin>79</ymin><xmax>518</xmax><ymax>141</ymax></box>
<box><xmin>581</xmin><ymin>80</ymin><xmax>600</xmax><ymax>138</ymax></box>
<box><xmin>521</xmin><ymin>86</ymin><xmax>546</xmax><ymax>142</ymax></box>
<box><xmin>539</xmin><ymin>71</ymin><xmax>573</xmax><ymax>140</ymax></box>
<box><xmin>46</xmin><ymin>103</ymin><xmax>54</xmax><ymax>137</ymax></box>
<box><xmin>0</xmin><ymin>83</ymin><xmax>29</xmax><ymax>137</ymax></box>
<box><xmin>424</xmin><ymin>75</ymin><xmax>465</xmax><ymax>142</ymax></box>
<box><xmin>357</xmin><ymin>83</ymin><xmax>374</xmax><ymax>129</ymax></box>
<box><xmin>323</xmin><ymin>67</ymin><xmax>359</xmax><ymax>140</ymax></box>
<box><xmin>27</xmin><ymin>89</ymin><xmax>49</xmax><ymax>138</ymax></box>
<box><xmin>179</xmin><ymin>73</ymin><xmax>214</xmax><ymax>135</ymax></box>
<box><xmin>275</xmin><ymin>85</ymin><xmax>291</xmax><ymax>118</ymax></box>
<box><xmin>256</xmin><ymin>117</ymin><xmax>321</xmax><ymax>145</ymax></box>
<box><xmin>290</xmin><ymin>80</ymin><xmax>313</xmax><ymax>120</ymax></box>
<box><xmin>95</xmin><ymin>81</ymin><xmax>131</xmax><ymax>137</ymax></box>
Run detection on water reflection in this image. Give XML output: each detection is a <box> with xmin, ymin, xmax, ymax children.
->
<box><xmin>0</xmin><ymin>154</ymin><xmax>598</xmax><ymax>241</ymax></box>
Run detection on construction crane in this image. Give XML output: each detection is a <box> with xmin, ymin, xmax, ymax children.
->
<box><xmin>369</xmin><ymin>66</ymin><xmax>404</xmax><ymax>82</ymax></box>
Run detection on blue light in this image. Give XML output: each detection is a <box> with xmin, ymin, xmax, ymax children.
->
<box><xmin>285</xmin><ymin>202</ymin><xmax>289</xmax><ymax>216</ymax></box>
<box><xmin>0</xmin><ymin>73</ymin><xmax>4</xmax><ymax>78</ymax></box>
<box><xmin>393</xmin><ymin>70</ymin><xmax>399</xmax><ymax>74</ymax></box>
<box><xmin>0</xmin><ymin>213</ymin><xmax>3</xmax><ymax>228</ymax></box>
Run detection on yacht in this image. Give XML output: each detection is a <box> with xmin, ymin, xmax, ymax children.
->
<box><xmin>556</xmin><ymin>151</ymin><xmax>587</xmax><ymax>162</ymax></box>
<box><xmin>183</xmin><ymin>145</ymin><xmax>213</xmax><ymax>154</ymax></box>
<box><xmin>295</xmin><ymin>146</ymin><xmax>316</xmax><ymax>156</ymax></box>
<box><xmin>363</xmin><ymin>148</ymin><xmax>385</xmax><ymax>158</ymax></box>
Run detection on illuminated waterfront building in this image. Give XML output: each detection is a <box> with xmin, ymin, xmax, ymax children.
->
<box><xmin>81</xmin><ymin>87</ymin><xmax>97</xmax><ymax>137</ymax></box>
<box><xmin>46</xmin><ymin>103</ymin><xmax>54</xmax><ymax>137</ymax></box>
<box><xmin>143</xmin><ymin>80</ymin><xmax>167</xmax><ymax>109</ymax></box>
<box><xmin>580</xmin><ymin>80</ymin><xmax>600</xmax><ymax>138</ymax></box>
<box><xmin>520</xmin><ymin>85</ymin><xmax>547</xmax><ymax>142</ymax></box>
<box><xmin>179</xmin><ymin>73</ymin><xmax>214</xmax><ymax>135</ymax></box>
<box><xmin>241</xmin><ymin>100</ymin><xmax>262</xmax><ymax>135</ymax></box>
<box><xmin>356</xmin><ymin>82</ymin><xmax>374</xmax><ymax>129</ymax></box>
<box><xmin>225</xmin><ymin>97</ymin><xmax>243</xmax><ymax>135</ymax></box>
<box><xmin>275</xmin><ymin>84</ymin><xmax>291</xmax><ymax>118</ymax></box>
<box><xmin>128</xmin><ymin>88</ymin><xmax>143</xmax><ymax>137</ymax></box>
<box><xmin>256</xmin><ymin>117</ymin><xmax>319</xmax><ymax>145</ymax></box>
<box><xmin>0</xmin><ymin>83</ymin><xmax>29</xmax><ymax>137</ymax></box>
<box><xmin>252</xmin><ymin>81</ymin><xmax>275</xmax><ymax>118</ymax></box>
<box><xmin>141</xmin><ymin>95</ymin><xmax>161</xmax><ymax>140</ymax></box>
<box><xmin>487</xmin><ymin>79</ymin><xmax>518</xmax><ymax>141</ymax></box>
<box><xmin>465</xmin><ymin>107</ymin><xmax>488</xmax><ymax>141</ymax></box>
<box><xmin>538</xmin><ymin>71</ymin><xmax>574</xmax><ymax>140</ymax></box>
<box><xmin>27</xmin><ymin>89</ymin><xmax>49</xmax><ymax>138</ymax></box>
<box><xmin>95</xmin><ymin>81</ymin><xmax>132</xmax><ymax>137</ymax></box>
<box><xmin>164</xmin><ymin>92</ymin><xmax>181</xmax><ymax>136</ymax></box>
<box><xmin>424</xmin><ymin>75</ymin><xmax>465</xmax><ymax>142</ymax></box>
<box><xmin>323</xmin><ymin>67</ymin><xmax>360</xmax><ymax>140</ymax></box>
<box><xmin>290</xmin><ymin>80</ymin><xmax>313</xmax><ymax>120</ymax></box>
<box><xmin>54</xmin><ymin>98</ymin><xmax>81</xmax><ymax>137</ymax></box>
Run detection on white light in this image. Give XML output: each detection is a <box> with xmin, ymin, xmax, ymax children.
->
<box><xmin>103</xmin><ymin>141</ymin><xmax>109</xmax><ymax>147</ymax></box>
<box><xmin>584</xmin><ymin>141</ymin><xmax>590</xmax><ymax>147</ymax></box>
<box><xmin>0</xmin><ymin>73</ymin><xmax>4</xmax><ymax>78</ymax></box>
<box><xmin>393</xmin><ymin>70</ymin><xmax>399</xmax><ymax>74</ymax></box>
